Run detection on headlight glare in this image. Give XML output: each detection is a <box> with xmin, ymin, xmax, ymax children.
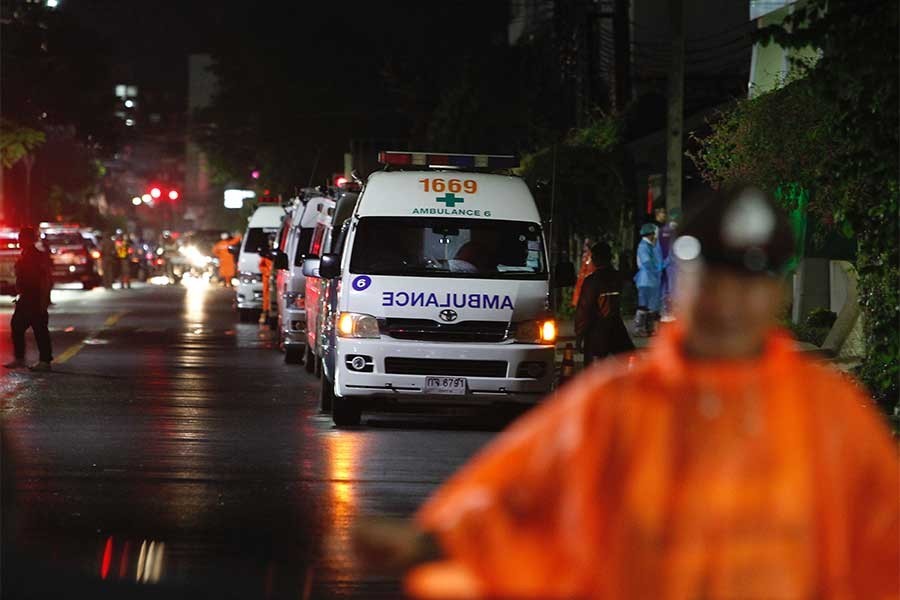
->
<box><xmin>515</xmin><ymin>319</ymin><xmax>557</xmax><ymax>344</ymax></box>
<box><xmin>336</xmin><ymin>312</ymin><xmax>379</xmax><ymax>339</ymax></box>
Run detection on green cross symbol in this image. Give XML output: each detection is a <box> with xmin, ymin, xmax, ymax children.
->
<box><xmin>436</xmin><ymin>193</ymin><xmax>464</xmax><ymax>207</ymax></box>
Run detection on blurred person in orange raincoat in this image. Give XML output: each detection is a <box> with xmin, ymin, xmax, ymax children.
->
<box><xmin>258</xmin><ymin>234</ymin><xmax>275</xmax><ymax>324</ymax></box>
<box><xmin>353</xmin><ymin>185</ymin><xmax>899</xmax><ymax>600</ymax></box>
<box><xmin>213</xmin><ymin>232</ymin><xmax>240</xmax><ymax>287</ymax></box>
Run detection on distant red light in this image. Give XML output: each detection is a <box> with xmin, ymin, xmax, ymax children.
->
<box><xmin>168</xmin><ymin>190</ymin><xmax>179</xmax><ymax>200</ymax></box>
<box><xmin>264</xmin><ymin>189</ymin><xmax>270</xmax><ymax>196</ymax></box>
<box><xmin>335</xmin><ymin>176</ymin><xmax>348</xmax><ymax>187</ymax></box>
<box><xmin>150</xmin><ymin>187</ymin><xmax>162</xmax><ymax>199</ymax></box>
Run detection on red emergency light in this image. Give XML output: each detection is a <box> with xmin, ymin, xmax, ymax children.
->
<box><xmin>149</xmin><ymin>187</ymin><xmax>162</xmax><ymax>199</ymax></box>
<box><xmin>168</xmin><ymin>190</ymin><xmax>179</xmax><ymax>201</ymax></box>
<box><xmin>378</xmin><ymin>151</ymin><xmax>518</xmax><ymax>170</ymax></box>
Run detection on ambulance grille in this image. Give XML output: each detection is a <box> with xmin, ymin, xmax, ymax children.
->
<box><xmin>384</xmin><ymin>357</ymin><xmax>508</xmax><ymax>378</ymax></box>
<box><xmin>379</xmin><ymin>319</ymin><xmax>509</xmax><ymax>343</ymax></box>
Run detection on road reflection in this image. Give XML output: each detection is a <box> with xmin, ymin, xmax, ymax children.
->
<box><xmin>324</xmin><ymin>431</ymin><xmax>367</xmax><ymax>581</ymax></box>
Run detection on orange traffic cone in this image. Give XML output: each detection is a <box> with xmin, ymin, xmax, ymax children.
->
<box><xmin>559</xmin><ymin>343</ymin><xmax>575</xmax><ymax>386</ymax></box>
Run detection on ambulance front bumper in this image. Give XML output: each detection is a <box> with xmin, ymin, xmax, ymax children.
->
<box><xmin>281</xmin><ymin>305</ymin><xmax>307</xmax><ymax>346</ymax></box>
<box><xmin>235</xmin><ymin>281</ymin><xmax>263</xmax><ymax>309</ymax></box>
<box><xmin>334</xmin><ymin>339</ymin><xmax>554</xmax><ymax>404</ymax></box>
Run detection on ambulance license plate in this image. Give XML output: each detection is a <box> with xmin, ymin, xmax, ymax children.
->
<box><xmin>424</xmin><ymin>377</ymin><xmax>467</xmax><ymax>395</ymax></box>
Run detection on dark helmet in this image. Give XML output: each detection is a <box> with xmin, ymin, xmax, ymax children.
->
<box><xmin>674</xmin><ymin>185</ymin><xmax>794</xmax><ymax>276</ymax></box>
<box><xmin>18</xmin><ymin>227</ymin><xmax>36</xmax><ymax>245</ymax></box>
<box><xmin>590</xmin><ymin>242</ymin><xmax>612</xmax><ymax>266</ymax></box>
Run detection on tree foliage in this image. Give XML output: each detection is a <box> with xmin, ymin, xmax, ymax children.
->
<box><xmin>690</xmin><ymin>0</ymin><xmax>899</xmax><ymax>409</ymax></box>
<box><xmin>519</xmin><ymin>112</ymin><xmax>629</xmax><ymax>246</ymax></box>
<box><xmin>0</xmin><ymin>119</ymin><xmax>45</xmax><ymax>169</ymax></box>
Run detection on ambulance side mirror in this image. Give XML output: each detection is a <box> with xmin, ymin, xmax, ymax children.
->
<box><xmin>552</xmin><ymin>261</ymin><xmax>576</xmax><ymax>288</ymax></box>
<box><xmin>319</xmin><ymin>253</ymin><xmax>341</xmax><ymax>279</ymax></box>
<box><xmin>274</xmin><ymin>250</ymin><xmax>289</xmax><ymax>270</ymax></box>
<box><xmin>302</xmin><ymin>258</ymin><xmax>320</xmax><ymax>278</ymax></box>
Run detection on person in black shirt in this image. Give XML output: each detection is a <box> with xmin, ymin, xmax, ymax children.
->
<box><xmin>4</xmin><ymin>227</ymin><xmax>53</xmax><ymax>371</ymax></box>
<box><xmin>574</xmin><ymin>242</ymin><xmax>634</xmax><ymax>366</ymax></box>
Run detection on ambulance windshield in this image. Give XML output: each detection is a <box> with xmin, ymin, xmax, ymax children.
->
<box><xmin>349</xmin><ymin>217</ymin><xmax>546</xmax><ymax>279</ymax></box>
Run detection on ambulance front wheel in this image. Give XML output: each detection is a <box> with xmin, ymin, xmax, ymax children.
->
<box><xmin>304</xmin><ymin>345</ymin><xmax>315</xmax><ymax>374</ymax></box>
<box><xmin>319</xmin><ymin>373</ymin><xmax>333</xmax><ymax>412</ymax></box>
<box><xmin>284</xmin><ymin>346</ymin><xmax>303</xmax><ymax>365</ymax></box>
<box><xmin>331</xmin><ymin>393</ymin><xmax>361</xmax><ymax>427</ymax></box>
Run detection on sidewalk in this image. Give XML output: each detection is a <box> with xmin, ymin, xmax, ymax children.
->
<box><xmin>555</xmin><ymin>318</ymin><xmax>842</xmax><ymax>372</ymax></box>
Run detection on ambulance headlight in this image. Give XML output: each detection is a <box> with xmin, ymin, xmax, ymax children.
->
<box><xmin>515</xmin><ymin>319</ymin><xmax>557</xmax><ymax>344</ymax></box>
<box><xmin>336</xmin><ymin>312</ymin><xmax>380</xmax><ymax>339</ymax></box>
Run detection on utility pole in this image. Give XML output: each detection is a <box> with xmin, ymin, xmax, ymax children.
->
<box><xmin>665</xmin><ymin>0</ymin><xmax>684</xmax><ymax>212</ymax></box>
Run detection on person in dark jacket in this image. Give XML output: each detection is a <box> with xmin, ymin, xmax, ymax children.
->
<box><xmin>574</xmin><ymin>242</ymin><xmax>634</xmax><ymax>366</ymax></box>
<box><xmin>4</xmin><ymin>227</ymin><xmax>53</xmax><ymax>371</ymax></box>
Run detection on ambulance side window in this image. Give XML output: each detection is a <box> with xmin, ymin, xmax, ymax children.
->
<box><xmin>294</xmin><ymin>229</ymin><xmax>314</xmax><ymax>266</ymax></box>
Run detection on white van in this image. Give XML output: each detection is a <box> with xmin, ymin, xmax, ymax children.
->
<box><xmin>236</xmin><ymin>203</ymin><xmax>285</xmax><ymax>322</ymax></box>
<box><xmin>273</xmin><ymin>196</ymin><xmax>325</xmax><ymax>362</ymax></box>
<box><xmin>307</xmin><ymin>152</ymin><xmax>568</xmax><ymax>426</ymax></box>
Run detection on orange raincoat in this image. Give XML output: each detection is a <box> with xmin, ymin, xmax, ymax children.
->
<box><xmin>259</xmin><ymin>254</ymin><xmax>273</xmax><ymax>312</ymax></box>
<box><xmin>407</xmin><ymin>326</ymin><xmax>899</xmax><ymax>600</ymax></box>
<box><xmin>214</xmin><ymin>236</ymin><xmax>239</xmax><ymax>281</ymax></box>
<box><xmin>571</xmin><ymin>239</ymin><xmax>596</xmax><ymax>307</ymax></box>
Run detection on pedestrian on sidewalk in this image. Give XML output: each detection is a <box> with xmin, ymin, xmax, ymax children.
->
<box><xmin>574</xmin><ymin>242</ymin><xmax>633</xmax><ymax>366</ymax></box>
<box><xmin>4</xmin><ymin>227</ymin><xmax>53</xmax><ymax>372</ymax></box>
<box><xmin>633</xmin><ymin>222</ymin><xmax>663</xmax><ymax>335</ymax></box>
<box><xmin>353</xmin><ymin>185</ymin><xmax>898</xmax><ymax>600</ymax></box>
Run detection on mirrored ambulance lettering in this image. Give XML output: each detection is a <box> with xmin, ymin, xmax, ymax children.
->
<box><xmin>382</xmin><ymin>291</ymin><xmax>514</xmax><ymax>310</ymax></box>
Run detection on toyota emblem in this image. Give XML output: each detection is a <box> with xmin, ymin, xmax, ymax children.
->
<box><xmin>439</xmin><ymin>309</ymin><xmax>458</xmax><ymax>323</ymax></box>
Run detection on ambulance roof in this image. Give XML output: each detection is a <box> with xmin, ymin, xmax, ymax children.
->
<box><xmin>248</xmin><ymin>205</ymin><xmax>285</xmax><ymax>228</ymax></box>
<box><xmin>357</xmin><ymin>171</ymin><xmax>540</xmax><ymax>223</ymax></box>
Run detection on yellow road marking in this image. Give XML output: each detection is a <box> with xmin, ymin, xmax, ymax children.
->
<box><xmin>104</xmin><ymin>312</ymin><xmax>125</xmax><ymax>327</ymax></box>
<box><xmin>56</xmin><ymin>311</ymin><xmax>127</xmax><ymax>365</ymax></box>
<box><xmin>55</xmin><ymin>342</ymin><xmax>85</xmax><ymax>364</ymax></box>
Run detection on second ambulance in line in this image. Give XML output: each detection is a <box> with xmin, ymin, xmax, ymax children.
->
<box><xmin>305</xmin><ymin>152</ymin><xmax>571</xmax><ymax>426</ymax></box>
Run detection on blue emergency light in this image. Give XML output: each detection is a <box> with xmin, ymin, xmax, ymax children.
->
<box><xmin>378</xmin><ymin>151</ymin><xmax>518</xmax><ymax>170</ymax></box>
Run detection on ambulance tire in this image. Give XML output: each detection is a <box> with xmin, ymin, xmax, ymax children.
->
<box><xmin>303</xmin><ymin>345</ymin><xmax>315</xmax><ymax>374</ymax></box>
<box><xmin>285</xmin><ymin>347</ymin><xmax>303</xmax><ymax>365</ymax></box>
<box><xmin>319</xmin><ymin>374</ymin><xmax>333</xmax><ymax>413</ymax></box>
<box><xmin>331</xmin><ymin>394</ymin><xmax>360</xmax><ymax>428</ymax></box>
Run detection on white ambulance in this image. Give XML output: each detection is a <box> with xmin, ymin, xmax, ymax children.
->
<box><xmin>235</xmin><ymin>203</ymin><xmax>285</xmax><ymax>322</ymax></box>
<box><xmin>307</xmin><ymin>152</ymin><xmax>568</xmax><ymax>426</ymax></box>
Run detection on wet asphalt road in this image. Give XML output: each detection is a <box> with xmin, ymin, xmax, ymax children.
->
<box><xmin>1</xmin><ymin>280</ymin><xmax>520</xmax><ymax>599</ymax></box>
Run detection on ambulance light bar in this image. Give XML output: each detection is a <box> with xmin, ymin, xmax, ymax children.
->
<box><xmin>378</xmin><ymin>151</ymin><xmax>518</xmax><ymax>170</ymax></box>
